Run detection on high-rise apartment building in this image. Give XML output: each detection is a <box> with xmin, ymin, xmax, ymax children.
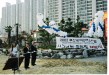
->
<box><xmin>11</xmin><ymin>4</ymin><xmax>16</xmax><ymax>35</ymax></box>
<box><xmin>0</xmin><ymin>0</ymin><xmax>24</xmax><ymax>35</ymax></box>
<box><xmin>46</xmin><ymin>0</ymin><xmax>107</xmax><ymax>24</ymax></box>
<box><xmin>1</xmin><ymin>0</ymin><xmax>38</xmax><ymax>34</ymax></box>
<box><xmin>21</xmin><ymin>2</ymin><xmax>25</xmax><ymax>32</ymax></box>
<box><xmin>5</xmin><ymin>3</ymin><xmax>12</xmax><ymax>27</ymax></box>
<box><xmin>1</xmin><ymin>3</ymin><xmax>11</xmax><ymax>34</ymax></box>
<box><xmin>46</xmin><ymin>0</ymin><xmax>94</xmax><ymax>23</ymax></box>
<box><xmin>24</xmin><ymin>0</ymin><xmax>30</xmax><ymax>33</ymax></box>
<box><xmin>96</xmin><ymin>0</ymin><xmax>107</xmax><ymax>12</ymax></box>
<box><xmin>46</xmin><ymin>0</ymin><xmax>77</xmax><ymax>23</ymax></box>
<box><xmin>37</xmin><ymin>0</ymin><xmax>44</xmax><ymax>14</ymax></box>
<box><xmin>1</xmin><ymin>7</ymin><xmax>7</xmax><ymax>28</ymax></box>
<box><xmin>1</xmin><ymin>0</ymin><xmax>107</xmax><ymax>35</ymax></box>
<box><xmin>30</xmin><ymin>0</ymin><xmax>37</xmax><ymax>32</ymax></box>
<box><xmin>24</xmin><ymin>0</ymin><xmax>37</xmax><ymax>33</ymax></box>
<box><xmin>46</xmin><ymin>0</ymin><xmax>74</xmax><ymax>23</ymax></box>
<box><xmin>11</xmin><ymin>4</ymin><xmax>16</xmax><ymax>26</ymax></box>
<box><xmin>46</xmin><ymin>0</ymin><xmax>60</xmax><ymax>22</ymax></box>
<box><xmin>44</xmin><ymin>0</ymin><xmax>47</xmax><ymax>20</ymax></box>
<box><xmin>61</xmin><ymin>0</ymin><xmax>75</xmax><ymax>23</ymax></box>
<box><xmin>77</xmin><ymin>0</ymin><xmax>97</xmax><ymax>24</ymax></box>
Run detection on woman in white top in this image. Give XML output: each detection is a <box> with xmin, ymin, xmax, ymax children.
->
<box><xmin>9</xmin><ymin>43</ymin><xmax>19</xmax><ymax>70</ymax></box>
<box><xmin>10</xmin><ymin>43</ymin><xmax>19</xmax><ymax>57</ymax></box>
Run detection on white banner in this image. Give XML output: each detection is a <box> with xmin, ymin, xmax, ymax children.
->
<box><xmin>56</xmin><ymin>37</ymin><xmax>104</xmax><ymax>50</ymax></box>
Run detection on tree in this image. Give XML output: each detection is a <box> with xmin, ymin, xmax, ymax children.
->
<box><xmin>59</xmin><ymin>16</ymin><xmax>83</xmax><ymax>37</ymax></box>
<box><xmin>27</xmin><ymin>35</ymin><xmax>35</xmax><ymax>44</ymax></box>
<box><xmin>38</xmin><ymin>18</ymin><xmax>56</xmax><ymax>48</ymax></box>
<box><xmin>4</xmin><ymin>26</ymin><xmax>12</xmax><ymax>46</ymax></box>
<box><xmin>15</xmin><ymin>23</ymin><xmax>21</xmax><ymax>44</ymax></box>
<box><xmin>72</xmin><ymin>15</ymin><xmax>83</xmax><ymax>37</ymax></box>
<box><xmin>65</xmin><ymin>18</ymin><xmax>74</xmax><ymax>36</ymax></box>
<box><xmin>59</xmin><ymin>18</ymin><xmax>74</xmax><ymax>37</ymax></box>
<box><xmin>58</xmin><ymin>18</ymin><xmax>66</xmax><ymax>31</ymax></box>
<box><xmin>17</xmin><ymin>31</ymin><xmax>34</xmax><ymax>47</ymax></box>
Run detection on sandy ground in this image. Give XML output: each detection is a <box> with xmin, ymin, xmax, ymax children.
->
<box><xmin>0</xmin><ymin>55</ymin><xmax>107</xmax><ymax>74</ymax></box>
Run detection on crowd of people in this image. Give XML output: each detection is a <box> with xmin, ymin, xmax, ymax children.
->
<box><xmin>9</xmin><ymin>41</ymin><xmax>37</xmax><ymax>70</ymax></box>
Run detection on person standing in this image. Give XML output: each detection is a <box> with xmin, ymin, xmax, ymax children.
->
<box><xmin>10</xmin><ymin>43</ymin><xmax>19</xmax><ymax>57</ymax></box>
<box><xmin>9</xmin><ymin>43</ymin><xmax>19</xmax><ymax>70</ymax></box>
<box><xmin>23</xmin><ymin>43</ymin><xmax>31</xmax><ymax>69</ymax></box>
<box><xmin>31</xmin><ymin>41</ymin><xmax>37</xmax><ymax>66</ymax></box>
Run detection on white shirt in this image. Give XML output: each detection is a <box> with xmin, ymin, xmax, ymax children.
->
<box><xmin>11</xmin><ymin>47</ymin><xmax>19</xmax><ymax>57</ymax></box>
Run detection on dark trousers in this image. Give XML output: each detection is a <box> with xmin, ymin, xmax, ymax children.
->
<box><xmin>31</xmin><ymin>52</ymin><xmax>36</xmax><ymax>65</ymax></box>
<box><xmin>24</xmin><ymin>54</ymin><xmax>30</xmax><ymax>68</ymax></box>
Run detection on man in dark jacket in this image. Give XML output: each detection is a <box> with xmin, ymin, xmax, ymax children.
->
<box><xmin>23</xmin><ymin>43</ymin><xmax>31</xmax><ymax>69</ymax></box>
<box><xmin>31</xmin><ymin>41</ymin><xmax>37</xmax><ymax>66</ymax></box>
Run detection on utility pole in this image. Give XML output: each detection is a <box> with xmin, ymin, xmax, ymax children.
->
<box><xmin>15</xmin><ymin>23</ymin><xmax>21</xmax><ymax>73</ymax></box>
<box><xmin>15</xmin><ymin>23</ymin><xmax>19</xmax><ymax>44</ymax></box>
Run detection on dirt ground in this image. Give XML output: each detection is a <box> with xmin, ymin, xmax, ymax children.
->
<box><xmin>0</xmin><ymin>55</ymin><xmax>107</xmax><ymax>74</ymax></box>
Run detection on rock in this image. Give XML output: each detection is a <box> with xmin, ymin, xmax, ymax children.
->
<box><xmin>58</xmin><ymin>52</ymin><xmax>63</xmax><ymax>57</ymax></box>
<box><xmin>43</xmin><ymin>56</ymin><xmax>50</xmax><ymax>58</ymax></box>
<box><xmin>51</xmin><ymin>53</ymin><xmax>60</xmax><ymax>59</ymax></box>
<box><xmin>60</xmin><ymin>55</ymin><xmax>66</xmax><ymax>59</ymax></box>
<box><xmin>83</xmin><ymin>50</ymin><xmax>88</xmax><ymax>58</ymax></box>
<box><xmin>74</xmin><ymin>55</ymin><xmax>83</xmax><ymax>59</ymax></box>
<box><xmin>67</xmin><ymin>54</ymin><xmax>72</xmax><ymax>59</ymax></box>
<box><xmin>0</xmin><ymin>51</ymin><xmax>2</xmax><ymax>54</ymax></box>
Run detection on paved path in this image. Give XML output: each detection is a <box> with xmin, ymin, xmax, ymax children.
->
<box><xmin>77</xmin><ymin>56</ymin><xmax>107</xmax><ymax>63</ymax></box>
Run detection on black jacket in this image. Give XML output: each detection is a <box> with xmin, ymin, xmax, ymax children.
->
<box><xmin>31</xmin><ymin>45</ymin><xmax>37</xmax><ymax>56</ymax></box>
<box><xmin>31</xmin><ymin>45</ymin><xmax>37</xmax><ymax>52</ymax></box>
<box><xmin>23</xmin><ymin>47</ymin><xmax>30</xmax><ymax>58</ymax></box>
